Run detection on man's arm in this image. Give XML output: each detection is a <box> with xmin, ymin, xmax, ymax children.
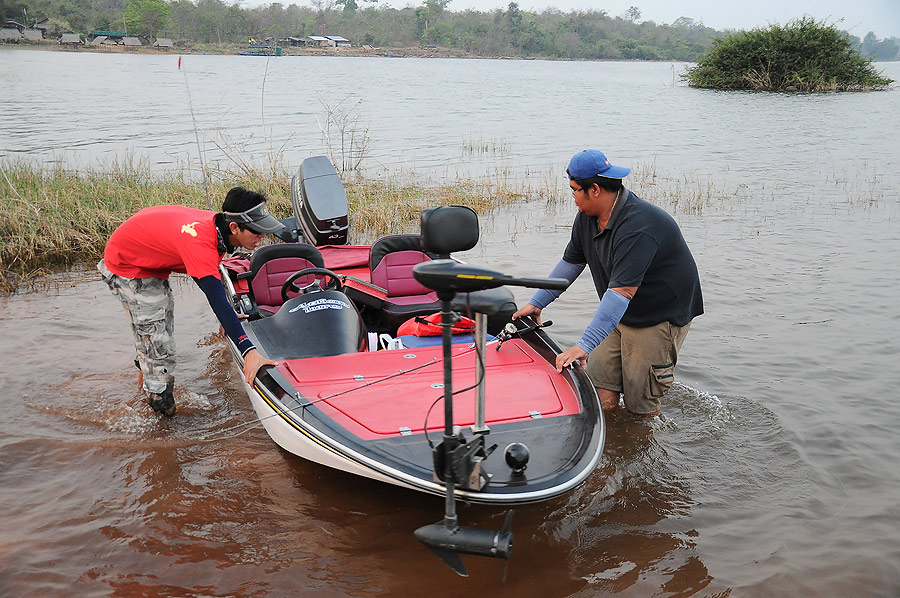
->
<box><xmin>512</xmin><ymin>259</ymin><xmax>585</xmax><ymax>324</ymax></box>
<box><xmin>195</xmin><ymin>276</ymin><xmax>277</xmax><ymax>383</ymax></box>
<box><xmin>555</xmin><ymin>286</ymin><xmax>634</xmax><ymax>372</ymax></box>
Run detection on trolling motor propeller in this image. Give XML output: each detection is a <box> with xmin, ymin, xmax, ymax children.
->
<box><xmin>414</xmin><ymin>510</ymin><xmax>514</xmax><ymax>577</ymax></box>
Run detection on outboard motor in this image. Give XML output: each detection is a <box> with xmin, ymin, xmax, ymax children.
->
<box><xmin>291</xmin><ymin>156</ymin><xmax>350</xmax><ymax>245</ymax></box>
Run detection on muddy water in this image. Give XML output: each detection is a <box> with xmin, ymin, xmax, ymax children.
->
<box><xmin>2</xmin><ymin>52</ymin><xmax>900</xmax><ymax>596</ymax></box>
<box><xmin>3</xmin><ymin>181</ymin><xmax>900</xmax><ymax>596</ymax></box>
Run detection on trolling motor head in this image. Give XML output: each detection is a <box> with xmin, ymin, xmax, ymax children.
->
<box><xmin>420</xmin><ymin>205</ymin><xmax>479</xmax><ymax>258</ymax></box>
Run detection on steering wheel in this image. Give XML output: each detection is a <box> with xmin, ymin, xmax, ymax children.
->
<box><xmin>281</xmin><ymin>268</ymin><xmax>343</xmax><ymax>302</ymax></box>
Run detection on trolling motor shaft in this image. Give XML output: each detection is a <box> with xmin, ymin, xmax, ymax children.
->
<box><xmin>413</xmin><ymin>291</ymin><xmax>514</xmax><ymax>576</ymax></box>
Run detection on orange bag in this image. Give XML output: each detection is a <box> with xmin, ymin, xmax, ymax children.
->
<box><xmin>397</xmin><ymin>313</ymin><xmax>476</xmax><ymax>337</ymax></box>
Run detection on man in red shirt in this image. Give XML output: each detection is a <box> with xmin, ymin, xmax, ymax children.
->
<box><xmin>98</xmin><ymin>187</ymin><xmax>283</xmax><ymax>416</ymax></box>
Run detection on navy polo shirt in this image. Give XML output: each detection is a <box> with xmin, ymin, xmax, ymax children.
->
<box><xmin>563</xmin><ymin>188</ymin><xmax>703</xmax><ymax>328</ymax></box>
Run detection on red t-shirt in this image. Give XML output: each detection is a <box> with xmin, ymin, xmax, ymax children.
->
<box><xmin>104</xmin><ymin>206</ymin><xmax>223</xmax><ymax>280</ymax></box>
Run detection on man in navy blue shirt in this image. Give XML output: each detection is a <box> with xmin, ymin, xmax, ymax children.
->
<box><xmin>513</xmin><ymin>149</ymin><xmax>703</xmax><ymax>416</ymax></box>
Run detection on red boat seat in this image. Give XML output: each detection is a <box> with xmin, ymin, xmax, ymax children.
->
<box><xmin>368</xmin><ymin>234</ymin><xmax>439</xmax><ymax>329</ymax></box>
<box><xmin>242</xmin><ymin>243</ymin><xmax>324</xmax><ymax>318</ymax></box>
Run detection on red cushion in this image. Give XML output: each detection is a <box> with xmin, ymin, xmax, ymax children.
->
<box><xmin>370</xmin><ymin>250</ymin><xmax>432</xmax><ymax>297</ymax></box>
<box><xmin>250</xmin><ymin>257</ymin><xmax>318</xmax><ymax>307</ymax></box>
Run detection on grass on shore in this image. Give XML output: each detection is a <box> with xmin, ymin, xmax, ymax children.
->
<box><xmin>0</xmin><ymin>160</ymin><xmax>559</xmax><ymax>292</ymax></box>
<box><xmin>3</xmin><ymin>154</ymin><xmax>794</xmax><ymax>293</ymax></box>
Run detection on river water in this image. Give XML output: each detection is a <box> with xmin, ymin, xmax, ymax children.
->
<box><xmin>1</xmin><ymin>50</ymin><xmax>900</xmax><ymax>597</ymax></box>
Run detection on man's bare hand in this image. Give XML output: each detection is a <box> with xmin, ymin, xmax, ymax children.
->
<box><xmin>512</xmin><ymin>303</ymin><xmax>542</xmax><ymax>326</ymax></box>
<box><xmin>242</xmin><ymin>348</ymin><xmax>277</xmax><ymax>384</ymax></box>
<box><xmin>555</xmin><ymin>345</ymin><xmax>588</xmax><ymax>373</ymax></box>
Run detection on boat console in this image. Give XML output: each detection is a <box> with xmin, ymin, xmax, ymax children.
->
<box><xmin>246</xmin><ymin>289</ymin><xmax>366</xmax><ymax>361</ymax></box>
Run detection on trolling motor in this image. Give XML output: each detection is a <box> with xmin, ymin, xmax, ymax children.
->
<box><xmin>411</xmin><ymin>206</ymin><xmax>569</xmax><ymax>577</ymax></box>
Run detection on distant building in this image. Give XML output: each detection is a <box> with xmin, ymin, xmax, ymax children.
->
<box><xmin>122</xmin><ymin>36</ymin><xmax>141</xmax><ymax>47</ymax></box>
<box><xmin>3</xmin><ymin>19</ymin><xmax>25</xmax><ymax>33</ymax></box>
<box><xmin>154</xmin><ymin>38</ymin><xmax>173</xmax><ymax>49</ymax></box>
<box><xmin>89</xmin><ymin>30</ymin><xmax>126</xmax><ymax>42</ymax></box>
<box><xmin>0</xmin><ymin>27</ymin><xmax>21</xmax><ymax>42</ymax></box>
<box><xmin>90</xmin><ymin>35</ymin><xmax>108</xmax><ymax>46</ymax></box>
<box><xmin>59</xmin><ymin>33</ymin><xmax>82</xmax><ymax>47</ymax></box>
<box><xmin>307</xmin><ymin>35</ymin><xmax>351</xmax><ymax>48</ymax></box>
<box><xmin>326</xmin><ymin>35</ymin><xmax>351</xmax><ymax>48</ymax></box>
<box><xmin>23</xmin><ymin>29</ymin><xmax>43</xmax><ymax>41</ymax></box>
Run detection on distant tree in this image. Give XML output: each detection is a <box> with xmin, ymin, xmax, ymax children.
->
<box><xmin>624</xmin><ymin>6</ymin><xmax>641</xmax><ymax>23</ymax></box>
<box><xmin>422</xmin><ymin>21</ymin><xmax>451</xmax><ymax>45</ymax></box>
<box><xmin>416</xmin><ymin>0</ymin><xmax>447</xmax><ymax>32</ymax></box>
<box><xmin>123</xmin><ymin>0</ymin><xmax>169</xmax><ymax>37</ymax></box>
<box><xmin>44</xmin><ymin>16</ymin><xmax>73</xmax><ymax>36</ymax></box>
<box><xmin>1</xmin><ymin>0</ymin><xmax>28</xmax><ymax>24</ymax></box>
<box><xmin>860</xmin><ymin>31</ymin><xmax>899</xmax><ymax>61</ymax></box>
<box><xmin>310</xmin><ymin>0</ymin><xmax>335</xmax><ymax>35</ymax></box>
<box><xmin>672</xmin><ymin>16</ymin><xmax>701</xmax><ymax>29</ymax></box>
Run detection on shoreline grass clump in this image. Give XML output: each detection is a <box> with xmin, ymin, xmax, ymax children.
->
<box><xmin>683</xmin><ymin>17</ymin><xmax>893</xmax><ymax>92</ymax></box>
<box><xmin>0</xmin><ymin>160</ymin><xmax>557</xmax><ymax>292</ymax></box>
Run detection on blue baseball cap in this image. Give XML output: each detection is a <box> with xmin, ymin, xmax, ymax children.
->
<box><xmin>567</xmin><ymin>149</ymin><xmax>631</xmax><ymax>180</ymax></box>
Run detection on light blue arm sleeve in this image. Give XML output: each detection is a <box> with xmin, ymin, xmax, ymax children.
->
<box><xmin>576</xmin><ymin>288</ymin><xmax>630</xmax><ymax>353</ymax></box>
<box><xmin>528</xmin><ymin>260</ymin><xmax>586</xmax><ymax>309</ymax></box>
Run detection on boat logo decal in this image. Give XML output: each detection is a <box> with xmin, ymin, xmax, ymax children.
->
<box><xmin>289</xmin><ymin>297</ymin><xmax>352</xmax><ymax>313</ymax></box>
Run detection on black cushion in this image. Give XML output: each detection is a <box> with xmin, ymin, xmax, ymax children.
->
<box><xmin>249</xmin><ymin>243</ymin><xmax>324</xmax><ymax>278</ymax></box>
<box><xmin>420</xmin><ymin>206</ymin><xmax>479</xmax><ymax>256</ymax></box>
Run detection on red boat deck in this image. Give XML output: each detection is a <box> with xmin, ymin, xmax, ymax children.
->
<box><xmin>320</xmin><ymin>244</ymin><xmax>371</xmax><ymax>281</ymax></box>
<box><xmin>276</xmin><ymin>340</ymin><xmax>579</xmax><ymax>441</ymax></box>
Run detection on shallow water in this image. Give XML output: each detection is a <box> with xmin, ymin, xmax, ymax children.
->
<box><xmin>2</xmin><ymin>52</ymin><xmax>900</xmax><ymax>596</ymax></box>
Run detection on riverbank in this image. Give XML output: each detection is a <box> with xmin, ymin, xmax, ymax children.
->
<box><xmin>0</xmin><ymin>39</ymin><xmax>504</xmax><ymax>60</ymax></box>
<box><xmin>0</xmin><ymin>161</ymin><xmax>555</xmax><ymax>292</ymax></box>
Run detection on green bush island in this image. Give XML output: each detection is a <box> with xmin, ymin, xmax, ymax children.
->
<box><xmin>684</xmin><ymin>17</ymin><xmax>893</xmax><ymax>91</ymax></box>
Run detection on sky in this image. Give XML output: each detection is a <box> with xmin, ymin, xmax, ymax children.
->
<box><xmin>251</xmin><ymin>0</ymin><xmax>900</xmax><ymax>40</ymax></box>
<box><xmin>444</xmin><ymin>0</ymin><xmax>900</xmax><ymax>39</ymax></box>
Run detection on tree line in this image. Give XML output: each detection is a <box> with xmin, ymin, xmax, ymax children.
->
<box><xmin>2</xmin><ymin>0</ymin><xmax>897</xmax><ymax>62</ymax></box>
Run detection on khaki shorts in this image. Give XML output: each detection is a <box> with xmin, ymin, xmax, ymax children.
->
<box><xmin>586</xmin><ymin>320</ymin><xmax>691</xmax><ymax>414</ymax></box>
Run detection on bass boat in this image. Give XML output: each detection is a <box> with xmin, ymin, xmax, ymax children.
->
<box><xmin>218</xmin><ymin>156</ymin><xmax>605</xmax><ymax>574</ymax></box>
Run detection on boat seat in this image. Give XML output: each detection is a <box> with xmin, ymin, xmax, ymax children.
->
<box><xmin>368</xmin><ymin>234</ymin><xmax>440</xmax><ymax>330</ymax></box>
<box><xmin>238</xmin><ymin>243</ymin><xmax>324</xmax><ymax>318</ymax></box>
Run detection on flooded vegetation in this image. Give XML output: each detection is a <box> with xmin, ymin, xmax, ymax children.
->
<box><xmin>0</xmin><ymin>160</ymin><xmax>556</xmax><ymax>291</ymax></box>
<box><xmin>1</xmin><ymin>154</ymin><xmax>762</xmax><ymax>292</ymax></box>
<box><xmin>684</xmin><ymin>17</ymin><xmax>894</xmax><ymax>91</ymax></box>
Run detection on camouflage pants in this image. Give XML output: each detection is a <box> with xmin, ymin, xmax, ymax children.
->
<box><xmin>98</xmin><ymin>259</ymin><xmax>175</xmax><ymax>394</ymax></box>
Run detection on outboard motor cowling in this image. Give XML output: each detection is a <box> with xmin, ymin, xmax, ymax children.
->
<box><xmin>291</xmin><ymin>156</ymin><xmax>349</xmax><ymax>246</ymax></box>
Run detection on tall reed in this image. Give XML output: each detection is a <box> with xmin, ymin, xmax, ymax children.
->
<box><xmin>0</xmin><ymin>160</ymin><xmax>556</xmax><ymax>292</ymax></box>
